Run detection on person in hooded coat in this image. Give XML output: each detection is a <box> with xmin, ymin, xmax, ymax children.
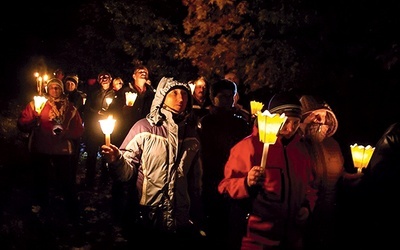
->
<box><xmin>101</xmin><ymin>77</ymin><xmax>205</xmax><ymax>249</ymax></box>
<box><xmin>298</xmin><ymin>95</ymin><xmax>343</xmax><ymax>250</ymax></box>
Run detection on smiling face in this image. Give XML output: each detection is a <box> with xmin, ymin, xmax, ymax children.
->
<box><xmin>65</xmin><ymin>80</ymin><xmax>77</xmax><ymax>92</ymax></box>
<box><xmin>98</xmin><ymin>73</ymin><xmax>112</xmax><ymax>90</ymax></box>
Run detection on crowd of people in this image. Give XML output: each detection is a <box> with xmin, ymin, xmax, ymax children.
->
<box><xmin>17</xmin><ymin>66</ymin><xmax>399</xmax><ymax>249</ymax></box>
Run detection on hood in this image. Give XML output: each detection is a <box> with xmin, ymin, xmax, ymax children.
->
<box><xmin>300</xmin><ymin>95</ymin><xmax>338</xmax><ymax>137</ymax></box>
<box><xmin>146</xmin><ymin>77</ymin><xmax>192</xmax><ymax>126</ymax></box>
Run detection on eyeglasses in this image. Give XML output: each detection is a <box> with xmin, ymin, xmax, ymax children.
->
<box><xmin>135</xmin><ymin>70</ymin><xmax>148</xmax><ymax>75</ymax></box>
<box><xmin>99</xmin><ymin>75</ymin><xmax>110</xmax><ymax>80</ymax></box>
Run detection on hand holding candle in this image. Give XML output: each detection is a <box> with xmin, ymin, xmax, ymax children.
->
<box><xmin>99</xmin><ymin>115</ymin><xmax>116</xmax><ymax>146</ymax></box>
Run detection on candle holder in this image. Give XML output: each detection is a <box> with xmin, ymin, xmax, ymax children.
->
<box><xmin>99</xmin><ymin>115</ymin><xmax>116</xmax><ymax>146</ymax></box>
<box><xmin>33</xmin><ymin>95</ymin><xmax>47</xmax><ymax>115</ymax></box>
<box><xmin>257</xmin><ymin>110</ymin><xmax>287</xmax><ymax>170</ymax></box>
<box><xmin>250</xmin><ymin>100</ymin><xmax>264</xmax><ymax>117</ymax></box>
<box><xmin>350</xmin><ymin>143</ymin><xmax>375</xmax><ymax>173</ymax></box>
<box><xmin>125</xmin><ymin>92</ymin><xmax>138</xmax><ymax>106</ymax></box>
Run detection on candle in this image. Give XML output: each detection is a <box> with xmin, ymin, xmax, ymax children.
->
<box><xmin>33</xmin><ymin>95</ymin><xmax>47</xmax><ymax>114</ymax></box>
<box><xmin>99</xmin><ymin>115</ymin><xmax>116</xmax><ymax>146</ymax></box>
<box><xmin>125</xmin><ymin>92</ymin><xmax>138</xmax><ymax>106</ymax></box>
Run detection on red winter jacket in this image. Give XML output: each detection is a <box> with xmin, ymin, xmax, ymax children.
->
<box><xmin>218</xmin><ymin>125</ymin><xmax>317</xmax><ymax>248</ymax></box>
<box><xmin>18</xmin><ymin>98</ymin><xmax>84</xmax><ymax>155</ymax></box>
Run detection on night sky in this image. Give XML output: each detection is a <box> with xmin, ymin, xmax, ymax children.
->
<box><xmin>2</xmin><ymin>1</ymin><xmax>80</xmax><ymax>100</ymax></box>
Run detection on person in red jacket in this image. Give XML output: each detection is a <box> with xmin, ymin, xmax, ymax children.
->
<box><xmin>218</xmin><ymin>92</ymin><xmax>317</xmax><ymax>250</ymax></box>
<box><xmin>17</xmin><ymin>78</ymin><xmax>84</xmax><ymax>221</ymax></box>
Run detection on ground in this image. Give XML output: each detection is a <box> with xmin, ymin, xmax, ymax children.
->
<box><xmin>0</xmin><ymin>99</ymin><xmax>129</xmax><ymax>250</ymax></box>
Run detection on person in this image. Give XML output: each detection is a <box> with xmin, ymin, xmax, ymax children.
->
<box><xmin>121</xmin><ymin>65</ymin><xmax>155</xmax><ymax>140</ymax></box>
<box><xmin>224</xmin><ymin>72</ymin><xmax>251</xmax><ymax>123</ymax></box>
<box><xmin>218</xmin><ymin>92</ymin><xmax>317</xmax><ymax>250</ymax></box>
<box><xmin>108</xmin><ymin>76</ymin><xmax>131</xmax><ymax>146</ymax></box>
<box><xmin>64</xmin><ymin>74</ymin><xmax>86</xmax><ymax>119</ymax></box>
<box><xmin>17</xmin><ymin>78</ymin><xmax>84</xmax><ymax>221</ymax></box>
<box><xmin>224</xmin><ymin>70</ymin><xmax>250</xmax><ymax>112</ymax></box>
<box><xmin>54</xmin><ymin>68</ymin><xmax>65</xmax><ymax>81</ymax></box>
<box><xmin>108</xmin><ymin>66</ymin><xmax>156</xmax><ymax>224</ymax></box>
<box><xmin>101</xmin><ymin>77</ymin><xmax>205</xmax><ymax>248</ymax></box>
<box><xmin>64</xmin><ymin>74</ymin><xmax>87</xmax><ymax>178</ymax></box>
<box><xmin>298</xmin><ymin>95</ymin><xmax>344</xmax><ymax>250</ymax></box>
<box><xmin>82</xmin><ymin>71</ymin><xmax>115</xmax><ymax>188</ymax></box>
<box><xmin>197</xmin><ymin>78</ymin><xmax>251</xmax><ymax>248</ymax></box>
<box><xmin>344</xmin><ymin>122</ymin><xmax>400</xmax><ymax>248</ymax></box>
<box><xmin>191</xmin><ymin>76</ymin><xmax>211</xmax><ymax>121</ymax></box>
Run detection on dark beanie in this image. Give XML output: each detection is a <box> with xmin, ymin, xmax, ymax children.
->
<box><xmin>209</xmin><ymin>79</ymin><xmax>237</xmax><ymax>99</ymax></box>
<box><xmin>268</xmin><ymin>92</ymin><xmax>302</xmax><ymax>118</ymax></box>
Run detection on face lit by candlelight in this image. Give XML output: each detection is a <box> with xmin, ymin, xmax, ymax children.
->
<box><xmin>98</xmin><ymin>74</ymin><xmax>112</xmax><ymax>90</ymax></box>
<box><xmin>193</xmin><ymin>78</ymin><xmax>207</xmax><ymax>102</ymax></box>
<box><xmin>65</xmin><ymin>80</ymin><xmax>77</xmax><ymax>92</ymax></box>
<box><xmin>48</xmin><ymin>84</ymin><xmax>63</xmax><ymax>98</ymax></box>
<box><xmin>164</xmin><ymin>88</ymin><xmax>189</xmax><ymax>114</ymax></box>
<box><xmin>279</xmin><ymin>117</ymin><xmax>301</xmax><ymax>139</ymax></box>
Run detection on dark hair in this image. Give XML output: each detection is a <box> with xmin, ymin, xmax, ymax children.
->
<box><xmin>209</xmin><ymin>79</ymin><xmax>237</xmax><ymax>99</ymax></box>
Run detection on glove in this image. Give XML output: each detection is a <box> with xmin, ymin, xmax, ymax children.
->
<box><xmin>295</xmin><ymin>207</ymin><xmax>310</xmax><ymax>226</ymax></box>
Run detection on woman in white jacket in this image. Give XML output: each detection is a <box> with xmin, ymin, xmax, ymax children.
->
<box><xmin>101</xmin><ymin>77</ymin><xmax>205</xmax><ymax>248</ymax></box>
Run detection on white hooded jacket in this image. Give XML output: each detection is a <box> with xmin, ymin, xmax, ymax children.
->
<box><xmin>110</xmin><ymin>77</ymin><xmax>203</xmax><ymax>232</ymax></box>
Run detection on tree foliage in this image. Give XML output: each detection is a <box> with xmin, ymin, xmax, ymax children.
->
<box><xmin>179</xmin><ymin>0</ymin><xmax>320</xmax><ymax>92</ymax></box>
<box><xmin>61</xmin><ymin>0</ymin><xmax>197</xmax><ymax>83</ymax></box>
<box><xmin>59</xmin><ymin>0</ymin><xmax>400</xmax><ymax>97</ymax></box>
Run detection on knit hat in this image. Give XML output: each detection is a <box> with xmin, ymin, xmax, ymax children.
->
<box><xmin>47</xmin><ymin>78</ymin><xmax>64</xmax><ymax>93</ymax></box>
<box><xmin>299</xmin><ymin>95</ymin><xmax>338</xmax><ymax>137</ymax></box>
<box><xmin>209</xmin><ymin>79</ymin><xmax>237</xmax><ymax>99</ymax></box>
<box><xmin>267</xmin><ymin>92</ymin><xmax>302</xmax><ymax>118</ymax></box>
<box><xmin>64</xmin><ymin>75</ymin><xmax>79</xmax><ymax>85</ymax></box>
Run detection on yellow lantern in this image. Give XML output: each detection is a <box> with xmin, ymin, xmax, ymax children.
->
<box><xmin>125</xmin><ymin>92</ymin><xmax>138</xmax><ymax>106</ymax></box>
<box><xmin>99</xmin><ymin>115</ymin><xmax>116</xmax><ymax>146</ymax></box>
<box><xmin>350</xmin><ymin>143</ymin><xmax>375</xmax><ymax>173</ymax></box>
<box><xmin>33</xmin><ymin>96</ymin><xmax>47</xmax><ymax>114</ymax></box>
<box><xmin>257</xmin><ymin>110</ymin><xmax>287</xmax><ymax>170</ymax></box>
<box><xmin>250</xmin><ymin>100</ymin><xmax>264</xmax><ymax>116</ymax></box>
<box><xmin>105</xmin><ymin>97</ymin><xmax>113</xmax><ymax>106</ymax></box>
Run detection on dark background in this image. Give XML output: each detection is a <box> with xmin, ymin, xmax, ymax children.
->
<box><xmin>2</xmin><ymin>0</ymin><xmax>400</xmax><ymax>168</ymax></box>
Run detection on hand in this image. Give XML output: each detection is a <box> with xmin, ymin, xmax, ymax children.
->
<box><xmin>247</xmin><ymin>166</ymin><xmax>265</xmax><ymax>187</ymax></box>
<box><xmin>343</xmin><ymin>172</ymin><xmax>364</xmax><ymax>187</ymax></box>
<box><xmin>295</xmin><ymin>207</ymin><xmax>310</xmax><ymax>226</ymax></box>
<box><xmin>101</xmin><ymin>144</ymin><xmax>121</xmax><ymax>163</ymax></box>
